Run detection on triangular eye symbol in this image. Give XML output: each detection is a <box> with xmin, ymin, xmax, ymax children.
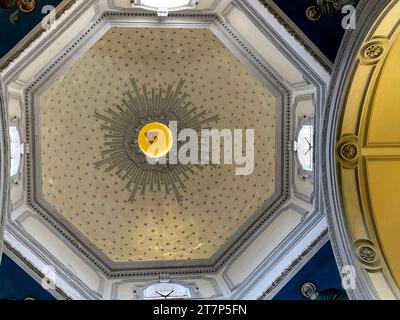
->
<box><xmin>145</xmin><ymin>131</ymin><xmax>159</xmax><ymax>145</ymax></box>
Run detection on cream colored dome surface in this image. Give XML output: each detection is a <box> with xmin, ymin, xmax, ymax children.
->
<box><xmin>38</xmin><ymin>28</ymin><xmax>276</xmax><ymax>262</ymax></box>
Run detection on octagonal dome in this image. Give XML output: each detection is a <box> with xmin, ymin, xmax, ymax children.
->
<box><xmin>1</xmin><ymin>0</ymin><xmax>329</xmax><ymax>300</ymax></box>
<box><xmin>38</xmin><ymin>27</ymin><xmax>278</xmax><ymax>263</ymax></box>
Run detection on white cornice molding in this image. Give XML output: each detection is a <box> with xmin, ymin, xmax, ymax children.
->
<box><xmin>0</xmin><ymin>79</ymin><xmax>10</xmax><ymax>264</ymax></box>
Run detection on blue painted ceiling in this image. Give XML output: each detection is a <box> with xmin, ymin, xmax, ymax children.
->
<box><xmin>0</xmin><ymin>0</ymin><xmax>63</xmax><ymax>58</ymax></box>
<box><xmin>271</xmin><ymin>0</ymin><xmax>346</xmax><ymax>62</ymax></box>
<box><xmin>0</xmin><ymin>254</ymin><xmax>55</xmax><ymax>300</ymax></box>
<box><xmin>273</xmin><ymin>242</ymin><xmax>347</xmax><ymax>300</ymax></box>
<box><xmin>0</xmin><ymin>0</ymin><xmax>347</xmax><ymax>62</ymax></box>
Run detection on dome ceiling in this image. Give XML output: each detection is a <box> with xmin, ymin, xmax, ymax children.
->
<box><xmin>1</xmin><ymin>0</ymin><xmax>331</xmax><ymax>299</ymax></box>
<box><xmin>324</xmin><ymin>0</ymin><xmax>400</xmax><ymax>300</ymax></box>
<box><xmin>38</xmin><ymin>27</ymin><xmax>277</xmax><ymax>262</ymax></box>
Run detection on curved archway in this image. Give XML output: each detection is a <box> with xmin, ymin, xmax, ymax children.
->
<box><xmin>0</xmin><ymin>82</ymin><xmax>10</xmax><ymax>262</ymax></box>
<box><xmin>324</xmin><ymin>0</ymin><xmax>400</xmax><ymax>299</ymax></box>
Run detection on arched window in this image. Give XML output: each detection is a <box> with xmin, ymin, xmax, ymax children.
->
<box><xmin>142</xmin><ymin>283</ymin><xmax>191</xmax><ymax>299</ymax></box>
<box><xmin>296</xmin><ymin>123</ymin><xmax>314</xmax><ymax>172</ymax></box>
<box><xmin>9</xmin><ymin>126</ymin><xmax>21</xmax><ymax>177</ymax></box>
<box><xmin>131</xmin><ymin>0</ymin><xmax>198</xmax><ymax>16</ymax></box>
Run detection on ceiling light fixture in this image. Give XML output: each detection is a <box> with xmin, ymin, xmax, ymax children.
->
<box><xmin>131</xmin><ymin>0</ymin><xmax>199</xmax><ymax>17</ymax></box>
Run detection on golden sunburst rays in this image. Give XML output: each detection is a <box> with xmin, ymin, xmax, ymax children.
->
<box><xmin>94</xmin><ymin>78</ymin><xmax>219</xmax><ymax>202</ymax></box>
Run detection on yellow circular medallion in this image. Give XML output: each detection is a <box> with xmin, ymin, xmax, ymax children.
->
<box><xmin>138</xmin><ymin>122</ymin><xmax>173</xmax><ymax>158</ymax></box>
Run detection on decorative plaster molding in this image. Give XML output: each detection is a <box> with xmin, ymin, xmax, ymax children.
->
<box><xmin>3</xmin><ymin>240</ymin><xmax>71</xmax><ymax>300</ymax></box>
<box><xmin>258</xmin><ymin>0</ymin><xmax>333</xmax><ymax>73</ymax></box>
<box><xmin>322</xmin><ymin>0</ymin><xmax>393</xmax><ymax>300</ymax></box>
<box><xmin>258</xmin><ymin>228</ymin><xmax>329</xmax><ymax>300</ymax></box>
<box><xmin>110</xmin><ymin>275</ymin><xmax>223</xmax><ymax>300</ymax></box>
<box><xmin>0</xmin><ymin>82</ymin><xmax>10</xmax><ymax>263</ymax></box>
<box><xmin>6</xmin><ymin>213</ymin><xmax>102</xmax><ymax>300</ymax></box>
<box><xmin>22</xmin><ymin>11</ymin><xmax>290</xmax><ymax>277</ymax></box>
<box><xmin>292</xmin><ymin>93</ymin><xmax>316</xmax><ymax>203</ymax></box>
<box><xmin>222</xmin><ymin>204</ymin><xmax>309</xmax><ymax>292</ymax></box>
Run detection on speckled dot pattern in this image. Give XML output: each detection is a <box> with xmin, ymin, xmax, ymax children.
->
<box><xmin>39</xmin><ymin>28</ymin><xmax>276</xmax><ymax>262</ymax></box>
